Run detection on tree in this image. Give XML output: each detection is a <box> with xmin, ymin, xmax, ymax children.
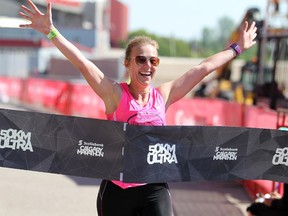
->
<box><xmin>120</xmin><ymin>29</ymin><xmax>192</xmax><ymax>57</ymax></box>
<box><xmin>120</xmin><ymin>16</ymin><xmax>257</xmax><ymax>61</ymax></box>
<box><xmin>198</xmin><ymin>16</ymin><xmax>235</xmax><ymax>56</ymax></box>
<box><xmin>217</xmin><ymin>17</ymin><xmax>235</xmax><ymax>47</ymax></box>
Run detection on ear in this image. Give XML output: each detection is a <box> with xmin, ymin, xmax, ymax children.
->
<box><xmin>124</xmin><ymin>59</ymin><xmax>130</xmax><ymax>68</ymax></box>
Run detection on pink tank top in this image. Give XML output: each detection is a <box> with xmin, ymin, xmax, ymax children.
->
<box><xmin>106</xmin><ymin>83</ymin><xmax>166</xmax><ymax>189</ymax></box>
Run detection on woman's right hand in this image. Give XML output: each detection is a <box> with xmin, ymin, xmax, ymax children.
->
<box><xmin>19</xmin><ymin>0</ymin><xmax>53</xmax><ymax>35</ymax></box>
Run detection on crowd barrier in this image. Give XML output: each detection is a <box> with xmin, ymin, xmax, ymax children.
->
<box><xmin>0</xmin><ymin>76</ymin><xmax>281</xmax><ymax>198</ymax></box>
<box><xmin>166</xmin><ymin>98</ymin><xmax>244</xmax><ymax>126</ymax></box>
<box><xmin>0</xmin><ymin>77</ymin><xmax>106</xmax><ymax>119</ymax></box>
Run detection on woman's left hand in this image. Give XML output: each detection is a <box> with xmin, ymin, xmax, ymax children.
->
<box><xmin>238</xmin><ymin>21</ymin><xmax>257</xmax><ymax>51</ymax></box>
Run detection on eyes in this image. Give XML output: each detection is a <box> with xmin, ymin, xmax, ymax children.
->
<box><xmin>131</xmin><ymin>56</ymin><xmax>160</xmax><ymax>67</ymax></box>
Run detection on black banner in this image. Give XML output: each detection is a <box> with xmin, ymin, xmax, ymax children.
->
<box><xmin>0</xmin><ymin>109</ymin><xmax>125</xmax><ymax>180</ymax></box>
<box><xmin>124</xmin><ymin>125</ymin><xmax>288</xmax><ymax>183</ymax></box>
<box><xmin>1</xmin><ymin>108</ymin><xmax>288</xmax><ymax>183</ymax></box>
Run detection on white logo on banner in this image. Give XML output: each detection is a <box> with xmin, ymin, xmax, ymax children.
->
<box><xmin>0</xmin><ymin>129</ymin><xmax>33</xmax><ymax>152</ymax></box>
<box><xmin>213</xmin><ymin>147</ymin><xmax>238</xmax><ymax>161</ymax></box>
<box><xmin>147</xmin><ymin>143</ymin><xmax>178</xmax><ymax>164</ymax></box>
<box><xmin>272</xmin><ymin>147</ymin><xmax>288</xmax><ymax>166</ymax></box>
<box><xmin>76</xmin><ymin>140</ymin><xmax>104</xmax><ymax>157</ymax></box>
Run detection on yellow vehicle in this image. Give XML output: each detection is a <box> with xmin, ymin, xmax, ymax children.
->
<box><xmin>217</xmin><ymin>0</ymin><xmax>288</xmax><ymax>109</ymax></box>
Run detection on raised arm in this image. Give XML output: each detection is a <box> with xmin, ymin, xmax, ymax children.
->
<box><xmin>19</xmin><ymin>0</ymin><xmax>121</xmax><ymax>113</ymax></box>
<box><xmin>158</xmin><ymin>21</ymin><xmax>257</xmax><ymax>109</ymax></box>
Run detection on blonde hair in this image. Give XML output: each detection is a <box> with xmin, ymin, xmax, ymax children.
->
<box><xmin>125</xmin><ymin>36</ymin><xmax>159</xmax><ymax>62</ymax></box>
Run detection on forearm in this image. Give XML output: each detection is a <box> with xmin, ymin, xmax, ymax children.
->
<box><xmin>200</xmin><ymin>20</ymin><xmax>257</xmax><ymax>76</ymax></box>
<box><xmin>49</xmin><ymin>29</ymin><xmax>91</xmax><ymax>73</ymax></box>
<box><xmin>19</xmin><ymin>0</ymin><xmax>116</xmax><ymax>104</ymax></box>
<box><xmin>48</xmin><ymin>28</ymin><xmax>105</xmax><ymax>87</ymax></box>
<box><xmin>199</xmin><ymin>46</ymin><xmax>237</xmax><ymax>76</ymax></box>
<box><xmin>19</xmin><ymin>1</ymin><xmax>99</xmax><ymax>79</ymax></box>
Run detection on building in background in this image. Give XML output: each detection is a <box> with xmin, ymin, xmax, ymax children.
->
<box><xmin>110</xmin><ymin>0</ymin><xmax>128</xmax><ymax>47</ymax></box>
<box><xmin>0</xmin><ymin>0</ymin><xmax>128</xmax><ymax>79</ymax></box>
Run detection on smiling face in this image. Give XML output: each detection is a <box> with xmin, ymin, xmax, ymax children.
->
<box><xmin>126</xmin><ymin>44</ymin><xmax>158</xmax><ymax>88</ymax></box>
<box><xmin>124</xmin><ymin>36</ymin><xmax>159</xmax><ymax>91</ymax></box>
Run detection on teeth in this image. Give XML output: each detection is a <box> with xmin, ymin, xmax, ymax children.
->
<box><xmin>140</xmin><ymin>72</ymin><xmax>152</xmax><ymax>76</ymax></box>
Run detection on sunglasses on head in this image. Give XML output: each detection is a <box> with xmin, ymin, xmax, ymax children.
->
<box><xmin>131</xmin><ymin>56</ymin><xmax>160</xmax><ymax>67</ymax></box>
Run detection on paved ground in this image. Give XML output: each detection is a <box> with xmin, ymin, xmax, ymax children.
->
<box><xmin>0</xmin><ymin>167</ymin><xmax>251</xmax><ymax>216</ymax></box>
<box><xmin>0</xmin><ymin>102</ymin><xmax>253</xmax><ymax>216</ymax></box>
<box><xmin>170</xmin><ymin>181</ymin><xmax>251</xmax><ymax>216</ymax></box>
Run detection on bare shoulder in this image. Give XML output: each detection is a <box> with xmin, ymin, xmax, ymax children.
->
<box><xmin>156</xmin><ymin>82</ymin><xmax>173</xmax><ymax>103</ymax></box>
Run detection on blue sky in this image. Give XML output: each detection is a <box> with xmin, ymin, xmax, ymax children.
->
<box><xmin>120</xmin><ymin>0</ymin><xmax>267</xmax><ymax>40</ymax></box>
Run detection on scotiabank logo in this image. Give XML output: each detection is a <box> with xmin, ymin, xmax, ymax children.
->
<box><xmin>0</xmin><ymin>129</ymin><xmax>33</xmax><ymax>152</ymax></box>
<box><xmin>272</xmin><ymin>147</ymin><xmax>288</xmax><ymax>166</ymax></box>
<box><xmin>213</xmin><ymin>147</ymin><xmax>238</xmax><ymax>161</ymax></box>
<box><xmin>76</xmin><ymin>140</ymin><xmax>104</xmax><ymax>157</ymax></box>
<box><xmin>147</xmin><ymin>143</ymin><xmax>178</xmax><ymax>164</ymax></box>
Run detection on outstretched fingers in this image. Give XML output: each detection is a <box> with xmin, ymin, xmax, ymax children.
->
<box><xmin>248</xmin><ymin>21</ymin><xmax>256</xmax><ymax>31</ymax></box>
<box><xmin>19</xmin><ymin>1</ymin><xmax>37</xmax><ymax>28</ymax></box>
<box><xmin>46</xmin><ymin>2</ymin><xmax>52</xmax><ymax>18</ymax></box>
<box><xmin>242</xmin><ymin>21</ymin><xmax>249</xmax><ymax>32</ymax></box>
<box><xmin>19</xmin><ymin>5</ymin><xmax>33</xmax><ymax>28</ymax></box>
<box><xmin>248</xmin><ymin>21</ymin><xmax>257</xmax><ymax>44</ymax></box>
<box><xmin>19</xmin><ymin>0</ymin><xmax>45</xmax><ymax>21</ymax></box>
<box><xmin>20</xmin><ymin>5</ymin><xmax>34</xmax><ymax>18</ymax></box>
<box><xmin>27</xmin><ymin>0</ymin><xmax>43</xmax><ymax>15</ymax></box>
<box><xmin>19</xmin><ymin>0</ymin><xmax>53</xmax><ymax>34</ymax></box>
<box><xmin>241</xmin><ymin>21</ymin><xmax>258</xmax><ymax>49</ymax></box>
<box><xmin>251</xmin><ymin>23</ymin><xmax>257</xmax><ymax>37</ymax></box>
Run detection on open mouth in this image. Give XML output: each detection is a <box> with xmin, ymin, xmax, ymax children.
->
<box><xmin>139</xmin><ymin>71</ymin><xmax>152</xmax><ymax>77</ymax></box>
